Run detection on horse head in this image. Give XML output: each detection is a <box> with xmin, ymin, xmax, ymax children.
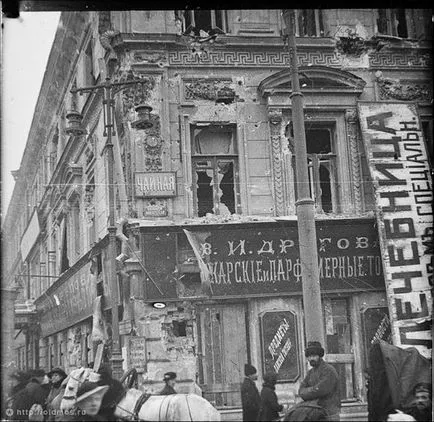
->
<box><xmin>60</xmin><ymin>367</ymin><xmax>101</xmax><ymax>411</ymax></box>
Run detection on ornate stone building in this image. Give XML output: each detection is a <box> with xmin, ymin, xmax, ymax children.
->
<box><xmin>2</xmin><ymin>9</ymin><xmax>432</xmax><ymax>419</ymax></box>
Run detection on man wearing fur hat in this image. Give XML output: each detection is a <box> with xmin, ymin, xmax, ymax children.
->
<box><xmin>298</xmin><ymin>341</ymin><xmax>340</xmax><ymax>421</ymax></box>
<box><xmin>241</xmin><ymin>363</ymin><xmax>261</xmax><ymax>421</ymax></box>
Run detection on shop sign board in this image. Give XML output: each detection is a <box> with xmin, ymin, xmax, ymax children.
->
<box><xmin>358</xmin><ymin>102</ymin><xmax>432</xmax><ymax>358</ymax></box>
<box><xmin>39</xmin><ymin>262</ymin><xmax>96</xmax><ymax>336</ymax></box>
<box><xmin>144</xmin><ymin>219</ymin><xmax>385</xmax><ymax>301</ymax></box>
<box><xmin>129</xmin><ymin>337</ymin><xmax>147</xmax><ymax>373</ymax></box>
<box><xmin>135</xmin><ymin>172</ymin><xmax>176</xmax><ymax>197</ymax></box>
<box><xmin>260</xmin><ymin>311</ymin><xmax>300</xmax><ymax>382</ymax></box>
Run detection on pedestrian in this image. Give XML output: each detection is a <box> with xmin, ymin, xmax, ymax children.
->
<box><xmin>9</xmin><ymin>369</ymin><xmax>50</xmax><ymax>421</ymax></box>
<box><xmin>392</xmin><ymin>382</ymin><xmax>432</xmax><ymax>422</ymax></box>
<box><xmin>298</xmin><ymin>341</ymin><xmax>340</xmax><ymax>421</ymax></box>
<box><xmin>96</xmin><ymin>364</ymin><xmax>125</xmax><ymax>420</ymax></box>
<box><xmin>46</xmin><ymin>368</ymin><xmax>67</xmax><ymax>407</ymax></box>
<box><xmin>4</xmin><ymin>370</ymin><xmax>32</xmax><ymax>419</ymax></box>
<box><xmin>241</xmin><ymin>363</ymin><xmax>261</xmax><ymax>421</ymax></box>
<box><xmin>159</xmin><ymin>372</ymin><xmax>177</xmax><ymax>395</ymax></box>
<box><xmin>46</xmin><ymin>368</ymin><xmax>67</xmax><ymax>421</ymax></box>
<box><xmin>258</xmin><ymin>372</ymin><xmax>283</xmax><ymax>422</ymax></box>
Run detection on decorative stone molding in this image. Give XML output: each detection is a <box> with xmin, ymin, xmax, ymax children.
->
<box><xmin>121</xmin><ymin>75</ymin><xmax>156</xmax><ymax>116</ymax></box>
<box><xmin>169</xmin><ymin>50</ymin><xmax>343</xmax><ymax>67</ymax></box>
<box><xmin>370</xmin><ymin>50</ymin><xmax>432</xmax><ymax>69</ymax></box>
<box><xmin>375</xmin><ymin>73</ymin><xmax>432</xmax><ymax>102</ymax></box>
<box><xmin>84</xmin><ymin>184</ymin><xmax>95</xmax><ymax>224</ymax></box>
<box><xmin>268</xmin><ymin>109</ymin><xmax>286</xmax><ymax>216</ymax></box>
<box><xmin>133</xmin><ymin>51</ymin><xmax>168</xmax><ymax>66</ymax></box>
<box><xmin>143</xmin><ymin>116</ymin><xmax>163</xmax><ymax>171</ymax></box>
<box><xmin>345</xmin><ymin>108</ymin><xmax>362</xmax><ymax>213</ymax></box>
<box><xmin>184</xmin><ymin>79</ymin><xmax>234</xmax><ymax>101</ymax></box>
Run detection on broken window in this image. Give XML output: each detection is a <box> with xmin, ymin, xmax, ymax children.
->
<box><xmin>295</xmin><ymin>10</ymin><xmax>324</xmax><ymax>37</ymax></box>
<box><xmin>177</xmin><ymin>10</ymin><xmax>227</xmax><ymax>35</ymax></box>
<box><xmin>191</xmin><ymin>124</ymin><xmax>239</xmax><ymax>217</ymax></box>
<box><xmin>376</xmin><ymin>9</ymin><xmax>408</xmax><ymax>38</ymax></box>
<box><xmin>292</xmin><ymin>123</ymin><xmax>338</xmax><ymax>214</ymax></box>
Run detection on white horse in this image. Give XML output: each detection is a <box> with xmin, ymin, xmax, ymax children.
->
<box><xmin>115</xmin><ymin>389</ymin><xmax>221</xmax><ymax>421</ymax></box>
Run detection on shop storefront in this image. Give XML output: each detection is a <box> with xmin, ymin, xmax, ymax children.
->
<box><xmin>131</xmin><ymin>217</ymin><xmax>389</xmax><ymax>410</ymax></box>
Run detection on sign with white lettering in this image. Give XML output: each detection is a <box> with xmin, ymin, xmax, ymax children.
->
<box><xmin>358</xmin><ymin>102</ymin><xmax>433</xmax><ymax>358</ymax></box>
<box><xmin>143</xmin><ymin>219</ymin><xmax>384</xmax><ymax>301</ymax></box>
<box><xmin>260</xmin><ymin>311</ymin><xmax>299</xmax><ymax>382</ymax></box>
<box><xmin>135</xmin><ymin>172</ymin><xmax>176</xmax><ymax>197</ymax></box>
<box><xmin>129</xmin><ymin>337</ymin><xmax>147</xmax><ymax>373</ymax></box>
<box><xmin>38</xmin><ymin>262</ymin><xmax>96</xmax><ymax>336</ymax></box>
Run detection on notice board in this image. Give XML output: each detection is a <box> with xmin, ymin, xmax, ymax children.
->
<box><xmin>260</xmin><ymin>310</ymin><xmax>300</xmax><ymax>382</ymax></box>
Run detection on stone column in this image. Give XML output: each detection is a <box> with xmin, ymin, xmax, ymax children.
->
<box><xmin>268</xmin><ymin>109</ymin><xmax>287</xmax><ymax>216</ymax></box>
<box><xmin>345</xmin><ymin>108</ymin><xmax>363</xmax><ymax>214</ymax></box>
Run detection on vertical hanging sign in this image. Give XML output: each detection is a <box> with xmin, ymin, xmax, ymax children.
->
<box><xmin>357</xmin><ymin>101</ymin><xmax>432</xmax><ymax>358</ymax></box>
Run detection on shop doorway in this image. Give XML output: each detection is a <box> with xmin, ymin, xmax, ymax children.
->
<box><xmin>197</xmin><ymin>303</ymin><xmax>248</xmax><ymax>407</ymax></box>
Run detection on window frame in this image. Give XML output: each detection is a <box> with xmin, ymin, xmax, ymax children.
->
<box><xmin>177</xmin><ymin>10</ymin><xmax>228</xmax><ymax>34</ymax></box>
<box><xmin>190</xmin><ymin>123</ymin><xmax>240</xmax><ymax>217</ymax></box>
<box><xmin>294</xmin><ymin>9</ymin><xmax>324</xmax><ymax>37</ymax></box>
<box><xmin>322</xmin><ymin>296</ymin><xmax>357</xmax><ymax>402</ymax></box>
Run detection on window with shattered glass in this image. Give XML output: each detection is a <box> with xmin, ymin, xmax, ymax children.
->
<box><xmin>291</xmin><ymin>122</ymin><xmax>338</xmax><ymax>213</ymax></box>
<box><xmin>191</xmin><ymin>124</ymin><xmax>238</xmax><ymax>217</ymax></box>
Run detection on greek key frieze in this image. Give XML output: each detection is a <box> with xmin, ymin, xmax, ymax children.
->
<box><xmin>369</xmin><ymin>51</ymin><xmax>432</xmax><ymax>68</ymax></box>
<box><xmin>169</xmin><ymin>50</ymin><xmax>342</xmax><ymax>67</ymax></box>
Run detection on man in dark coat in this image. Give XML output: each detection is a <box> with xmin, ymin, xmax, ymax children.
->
<box><xmin>159</xmin><ymin>372</ymin><xmax>177</xmax><ymax>395</ymax></box>
<box><xmin>10</xmin><ymin>369</ymin><xmax>50</xmax><ymax>421</ymax></box>
<box><xmin>258</xmin><ymin>372</ymin><xmax>283</xmax><ymax>422</ymax></box>
<box><xmin>299</xmin><ymin>341</ymin><xmax>340</xmax><ymax>421</ymax></box>
<box><xmin>241</xmin><ymin>363</ymin><xmax>261</xmax><ymax>421</ymax></box>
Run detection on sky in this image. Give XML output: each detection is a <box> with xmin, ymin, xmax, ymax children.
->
<box><xmin>2</xmin><ymin>11</ymin><xmax>61</xmax><ymax>218</ymax></box>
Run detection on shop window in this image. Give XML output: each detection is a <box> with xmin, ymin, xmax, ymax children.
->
<box><xmin>191</xmin><ymin>124</ymin><xmax>239</xmax><ymax>217</ymax></box>
<box><xmin>292</xmin><ymin>123</ymin><xmax>338</xmax><ymax>213</ymax></box>
<box><xmin>295</xmin><ymin>10</ymin><xmax>324</xmax><ymax>37</ymax></box>
<box><xmin>323</xmin><ymin>297</ymin><xmax>356</xmax><ymax>401</ymax></box>
<box><xmin>178</xmin><ymin>10</ymin><xmax>227</xmax><ymax>35</ymax></box>
<box><xmin>376</xmin><ymin>9</ymin><xmax>408</xmax><ymax>38</ymax></box>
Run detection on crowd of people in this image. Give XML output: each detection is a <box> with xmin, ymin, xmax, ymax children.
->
<box><xmin>4</xmin><ymin>341</ymin><xmax>431</xmax><ymax>422</ymax></box>
<box><xmin>241</xmin><ymin>341</ymin><xmax>432</xmax><ymax>422</ymax></box>
<box><xmin>4</xmin><ymin>364</ymin><xmax>126</xmax><ymax>421</ymax></box>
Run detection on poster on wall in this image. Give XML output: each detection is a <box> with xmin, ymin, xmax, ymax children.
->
<box><xmin>358</xmin><ymin>101</ymin><xmax>432</xmax><ymax>359</ymax></box>
<box><xmin>260</xmin><ymin>311</ymin><xmax>300</xmax><ymax>382</ymax></box>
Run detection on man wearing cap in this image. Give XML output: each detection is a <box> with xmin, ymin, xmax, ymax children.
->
<box><xmin>298</xmin><ymin>341</ymin><xmax>340</xmax><ymax>421</ymax></box>
<box><xmin>159</xmin><ymin>372</ymin><xmax>177</xmax><ymax>395</ymax></box>
<box><xmin>241</xmin><ymin>363</ymin><xmax>261</xmax><ymax>421</ymax></box>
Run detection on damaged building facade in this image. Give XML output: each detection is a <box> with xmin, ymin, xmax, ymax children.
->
<box><xmin>2</xmin><ymin>9</ymin><xmax>432</xmax><ymax>419</ymax></box>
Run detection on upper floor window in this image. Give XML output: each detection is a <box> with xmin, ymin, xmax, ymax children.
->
<box><xmin>291</xmin><ymin>122</ymin><xmax>338</xmax><ymax>214</ymax></box>
<box><xmin>191</xmin><ymin>124</ymin><xmax>239</xmax><ymax>217</ymax></box>
<box><xmin>377</xmin><ymin>9</ymin><xmax>408</xmax><ymax>38</ymax></box>
<box><xmin>177</xmin><ymin>10</ymin><xmax>227</xmax><ymax>35</ymax></box>
<box><xmin>295</xmin><ymin>9</ymin><xmax>324</xmax><ymax>37</ymax></box>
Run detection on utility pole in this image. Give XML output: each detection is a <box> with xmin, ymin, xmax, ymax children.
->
<box><xmin>282</xmin><ymin>10</ymin><xmax>325</xmax><ymax>346</ymax></box>
<box><xmin>72</xmin><ymin>77</ymin><xmax>142</xmax><ymax>380</ymax></box>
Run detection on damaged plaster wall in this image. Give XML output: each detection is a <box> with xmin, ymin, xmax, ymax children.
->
<box><xmin>132</xmin><ymin>300</ymin><xmax>199</xmax><ymax>393</ymax></box>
